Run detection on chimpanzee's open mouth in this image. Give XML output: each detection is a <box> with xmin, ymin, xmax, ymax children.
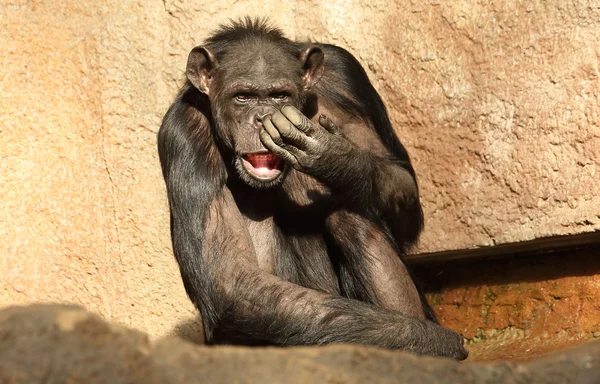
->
<box><xmin>241</xmin><ymin>152</ymin><xmax>285</xmax><ymax>181</ymax></box>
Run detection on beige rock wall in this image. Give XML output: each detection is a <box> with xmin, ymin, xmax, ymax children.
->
<box><xmin>1</xmin><ymin>0</ymin><xmax>598</xmax><ymax>338</ymax></box>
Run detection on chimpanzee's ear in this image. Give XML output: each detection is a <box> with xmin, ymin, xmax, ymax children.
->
<box><xmin>300</xmin><ymin>46</ymin><xmax>324</xmax><ymax>89</ymax></box>
<box><xmin>186</xmin><ymin>46</ymin><xmax>218</xmax><ymax>95</ymax></box>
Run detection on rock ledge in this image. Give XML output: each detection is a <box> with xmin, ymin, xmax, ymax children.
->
<box><xmin>0</xmin><ymin>305</ymin><xmax>598</xmax><ymax>383</ymax></box>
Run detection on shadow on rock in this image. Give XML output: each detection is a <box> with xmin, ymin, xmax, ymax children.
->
<box><xmin>170</xmin><ymin>316</ymin><xmax>205</xmax><ymax>345</ymax></box>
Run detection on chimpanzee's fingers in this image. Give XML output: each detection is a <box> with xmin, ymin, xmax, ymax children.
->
<box><xmin>280</xmin><ymin>105</ymin><xmax>316</xmax><ymax>136</ymax></box>
<box><xmin>264</xmin><ymin>116</ymin><xmax>307</xmax><ymax>159</ymax></box>
<box><xmin>271</xmin><ymin>110</ymin><xmax>310</xmax><ymax>148</ymax></box>
<box><xmin>318</xmin><ymin>114</ymin><xmax>342</xmax><ymax>135</ymax></box>
<box><xmin>263</xmin><ymin>115</ymin><xmax>284</xmax><ymax>146</ymax></box>
<box><xmin>260</xmin><ymin>128</ymin><xmax>300</xmax><ymax>168</ymax></box>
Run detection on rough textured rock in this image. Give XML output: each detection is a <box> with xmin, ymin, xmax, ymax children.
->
<box><xmin>0</xmin><ymin>0</ymin><xmax>197</xmax><ymax>341</ymax></box>
<box><xmin>1</xmin><ymin>305</ymin><xmax>600</xmax><ymax>384</ymax></box>
<box><xmin>415</xmin><ymin>246</ymin><xmax>600</xmax><ymax>361</ymax></box>
<box><xmin>1</xmin><ymin>0</ymin><xmax>598</xmax><ymax>340</ymax></box>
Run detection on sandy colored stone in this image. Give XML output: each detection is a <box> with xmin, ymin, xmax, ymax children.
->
<box><xmin>1</xmin><ymin>304</ymin><xmax>600</xmax><ymax>383</ymax></box>
<box><xmin>1</xmin><ymin>0</ymin><xmax>598</xmax><ymax>341</ymax></box>
<box><xmin>0</xmin><ymin>0</ymin><xmax>198</xmax><ymax>341</ymax></box>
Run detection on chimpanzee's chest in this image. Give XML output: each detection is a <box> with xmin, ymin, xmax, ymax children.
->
<box><xmin>244</xmin><ymin>214</ymin><xmax>340</xmax><ymax>295</ymax></box>
<box><xmin>245</xmin><ymin>217</ymin><xmax>279</xmax><ymax>274</ymax></box>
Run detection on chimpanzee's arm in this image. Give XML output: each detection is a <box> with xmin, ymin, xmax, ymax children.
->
<box><xmin>325</xmin><ymin>209</ymin><xmax>440</xmax><ymax>321</ymax></box>
<box><xmin>158</xmin><ymin>91</ymin><xmax>228</xmax><ymax>337</ymax></box>
<box><xmin>199</xmin><ymin>188</ymin><xmax>466</xmax><ymax>359</ymax></box>
<box><xmin>261</xmin><ymin>106</ymin><xmax>423</xmax><ymax>246</ymax></box>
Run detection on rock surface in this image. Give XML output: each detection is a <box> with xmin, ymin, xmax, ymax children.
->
<box><xmin>1</xmin><ymin>305</ymin><xmax>599</xmax><ymax>384</ymax></box>
<box><xmin>1</xmin><ymin>0</ymin><xmax>598</xmax><ymax>340</ymax></box>
<box><xmin>415</xmin><ymin>246</ymin><xmax>600</xmax><ymax>360</ymax></box>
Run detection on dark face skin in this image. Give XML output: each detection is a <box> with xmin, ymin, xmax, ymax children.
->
<box><xmin>209</xmin><ymin>45</ymin><xmax>304</xmax><ymax>188</ymax></box>
<box><xmin>186</xmin><ymin>42</ymin><xmax>323</xmax><ymax>189</ymax></box>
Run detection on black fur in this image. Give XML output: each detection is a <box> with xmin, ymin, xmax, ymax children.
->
<box><xmin>158</xmin><ymin>18</ymin><xmax>466</xmax><ymax>359</ymax></box>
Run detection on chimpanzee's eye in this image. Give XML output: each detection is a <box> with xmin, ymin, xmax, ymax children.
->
<box><xmin>234</xmin><ymin>93</ymin><xmax>253</xmax><ymax>102</ymax></box>
<box><xmin>271</xmin><ymin>92</ymin><xmax>290</xmax><ymax>101</ymax></box>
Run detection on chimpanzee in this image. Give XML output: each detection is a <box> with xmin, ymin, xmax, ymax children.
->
<box><xmin>158</xmin><ymin>18</ymin><xmax>467</xmax><ymax>359</ymax></box>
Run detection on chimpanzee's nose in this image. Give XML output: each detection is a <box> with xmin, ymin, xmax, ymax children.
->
<box><xmin>255</xmin><ymin>112</ymin><xmax>269</xmax><ymax>127</ymax></box>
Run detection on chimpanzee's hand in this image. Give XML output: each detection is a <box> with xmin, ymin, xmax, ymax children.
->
<box><xmin>260</xmin><ymin>106</ymin><xmax>359</xmax><ymax>181</ymax></box>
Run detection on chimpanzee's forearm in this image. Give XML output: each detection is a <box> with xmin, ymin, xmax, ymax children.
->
<box><xmin>315</xmin><ymin>149</ymin><xmax>423</xmax><ymax>246</ymax></box>
<box><xmin>325</xmin><ymin>209</ymin><xmax>433</xmax><ymax>320</ymax></box>
<box><xmin>221</xmin><ymin>270</ymin><xmax>465</xmax><ymax>358</ymax></box>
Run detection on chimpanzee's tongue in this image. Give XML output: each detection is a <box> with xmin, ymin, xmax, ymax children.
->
<box><xmin>247</xmin><ymin>153</ymin><xmax>279</xmax><ymax>169</ymax></box>
<box><xmin>242</xmin><ymin>153</ymin><xmax>283</xmax><ymax>178</ymax></box>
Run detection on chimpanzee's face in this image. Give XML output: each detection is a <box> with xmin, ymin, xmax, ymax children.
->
<box><xmin>211</xmin><ymin>45</ymin><xmax>305</xmax><ymax>189</ymax></box>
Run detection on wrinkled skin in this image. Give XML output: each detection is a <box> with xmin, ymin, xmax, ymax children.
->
<box><xmin>261</xmin><ymin>107</ymin><xmax>355</xmax><ymax>181</ymax></box>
